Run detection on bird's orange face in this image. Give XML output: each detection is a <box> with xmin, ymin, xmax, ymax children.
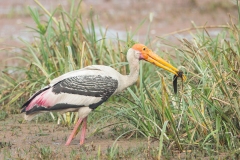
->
<box><xmin>132</xmin><ymin>43</ymin><xmax>186</xmax><ymax>80</ymax></box>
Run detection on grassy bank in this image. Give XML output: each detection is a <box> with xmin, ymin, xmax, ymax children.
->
<box><xmin>0</xmin><ymin>0</ymin><xmax>240</xmax><ymax>159</ymax></box>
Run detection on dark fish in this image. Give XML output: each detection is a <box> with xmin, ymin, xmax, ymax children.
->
<box><xmin>173</xmin><ymin>70</ymin><xmax>184</xmax><ymax>94</ymax></box>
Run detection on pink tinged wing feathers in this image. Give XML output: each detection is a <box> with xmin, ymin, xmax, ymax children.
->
<box><xmin>26</xmin><ymin>89</ymin><xmax>54</xmax><ymax>111</ymax></box>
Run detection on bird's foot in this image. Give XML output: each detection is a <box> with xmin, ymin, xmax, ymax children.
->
<box><xmin>80</xmin><ymin>140</ymin><xmax>84</xmax><ymax>146</ymax></box>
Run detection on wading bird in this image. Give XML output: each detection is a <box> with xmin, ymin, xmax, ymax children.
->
<box><xmin>21</xmin><ymin>44</ymin><xmax>185</xmax><ymax>146</ymax></box>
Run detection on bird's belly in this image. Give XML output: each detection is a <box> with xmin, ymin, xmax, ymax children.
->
<box><xmin>56</xmin><ymin>107</ymin><xmax>80</xmax><ymax>113</ymax></box>
<box><xmin>78</xmin><ymin>107</ymin><xmax>92</xmax><ymax>119</ymax></box>
<box><xmin>48</xmin><ymin>104</ymin><xmax>92</xmax><ymax>119</ymax></box>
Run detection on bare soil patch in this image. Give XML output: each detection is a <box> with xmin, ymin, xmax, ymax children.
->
<box><xmin>0</xmin><ymin>114</ymin><xmax>155</xmax><ymax>159</ymax></box>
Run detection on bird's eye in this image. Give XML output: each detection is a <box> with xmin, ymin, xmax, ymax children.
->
<box><xmin>143</xmin><ymin>47</ymin><xmax>146</xmax><ymax>51</ymax></box>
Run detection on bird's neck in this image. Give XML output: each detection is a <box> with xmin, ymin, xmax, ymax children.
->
<box><xmin>120</xmin><ymin>60</ymin><xmax>140</xmax><ymax>91</ymax></box>
<box><xmin>128</xmin><ymin>60</ymin><xmax>140</xmax><ymax>84</ymax></box>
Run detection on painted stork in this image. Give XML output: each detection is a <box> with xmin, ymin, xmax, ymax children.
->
<box><xmin>21</xmin><ymin>44</ymin><xmax>184</xmax><ymax>146</ymax></box>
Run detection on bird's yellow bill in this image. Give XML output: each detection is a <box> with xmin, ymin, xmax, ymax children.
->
<box><xmin>146</xmin><ymin>51</ymin><xmax>186</xmax><ymax>81</ymax></box>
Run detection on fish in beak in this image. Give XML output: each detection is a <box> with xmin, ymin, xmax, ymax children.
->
<box><xmin>132</xmin><ymin>43</ymin><xmax>186</xmax><ymax>93</ymax></box>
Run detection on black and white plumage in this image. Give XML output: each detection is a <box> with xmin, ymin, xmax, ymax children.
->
<box><xmin>21</xmin><ymin>43</ymin><xmax>183</xmax><ymax>146</ymax></box>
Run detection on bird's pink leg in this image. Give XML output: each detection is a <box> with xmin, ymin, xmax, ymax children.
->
<box><xmin>65</xmin><ymin>118</ymin><xmax>83</xmax><ymax>146</ymax></box>
<box><xmin>80</xmin><ymin>116</ymin><xmax>88</xmax><ymax>145</ymax></box>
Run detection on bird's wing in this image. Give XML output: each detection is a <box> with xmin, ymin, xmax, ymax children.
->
<box><xmin>52</xmin><ymin>75</ymin><xmax>118</xmax><ymax>98</ymax></box>
<box><xmin>22</xmin><ymin>73</ymin><xmax>118</xmax><ymax>116</ymax></box>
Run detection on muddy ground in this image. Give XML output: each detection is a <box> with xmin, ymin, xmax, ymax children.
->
<box><xmin>1</xmin><ymin>114</ymin><xmax>160</xmax><ymax>159</ymax></box>
<box><xmin>0</xmin><ymin>0</ymin><xmax>239</xmax><ymax>159</ymax></box>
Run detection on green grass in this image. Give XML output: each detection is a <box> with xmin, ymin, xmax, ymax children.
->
<box><xmin>0</xmin><ymin>0</ymin><xmax>240</xmax><ymax>159</ymax></box>
<box><xmin>0</xmin><ymin>110</ymin><xmax>8</xmax><ymax>121</ymax></box>
<box><xmin>108</xmin><ymin>25</ymin><xmax>240</xmax><ymax>156</ymax></box>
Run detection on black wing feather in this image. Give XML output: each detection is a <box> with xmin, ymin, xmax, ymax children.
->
<box><xmin>52</xmin><ymin>75</ymin><xmax>118</xmax><ymax>109</ymax></box>
<box><xmin>52</xmin><ymin>75</ymin><xmax>118</xmax><ymax>98</ymax></box>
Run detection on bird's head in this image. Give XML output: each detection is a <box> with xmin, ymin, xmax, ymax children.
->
<box><xmin>131</xmin><ymin>43</ymin><xmax>186</xmax><ymax>80</ymax></box>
